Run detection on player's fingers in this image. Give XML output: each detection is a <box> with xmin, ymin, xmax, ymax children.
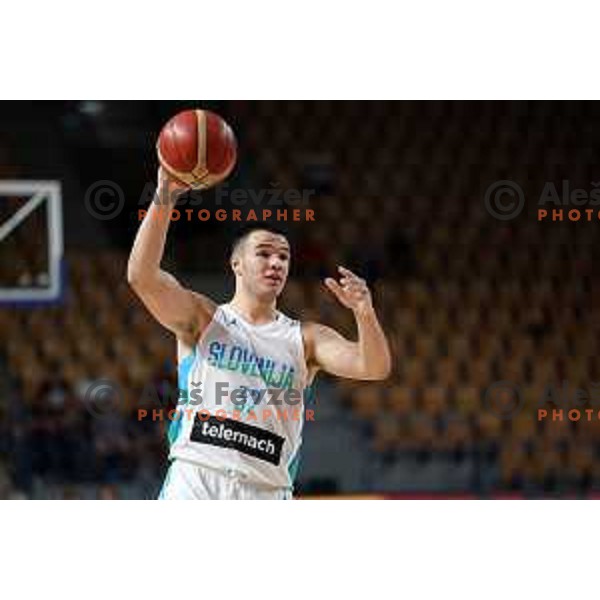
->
<box><xmin>339</xmin><ymin>267</ymin><xmax>367</xmax><ymax>288</ymax></box>
<box><xmin>340</xmin><ymin>277</ymin><xmax>363</xmax><ymax>287</ymax></box>
<box><xmin>343</xmin><ymin>279</ymin><xmax>366</xmax><ymax>293</ymax></box>
<box><xmin>324</xmin><ymin>277</ymin><xmax>345</xmax><ymax>298</ymax></box>
<box><xmin>338</xmin><ymin>265</ymin><xmax>360</xmax><ymax>280</ymax></box>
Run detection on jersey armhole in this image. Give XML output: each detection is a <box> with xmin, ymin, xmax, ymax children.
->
<box><xmin>177</xmin><ymin>304</ymin><xmax>222</xmax><ymax>364</ymax></box>
<box><xmin>299</xmin><ymin>321</ymin><xmax>318</xmax><ymax>386</ymax></box>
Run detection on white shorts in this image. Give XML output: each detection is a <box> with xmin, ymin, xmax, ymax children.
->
<box><xmin>157</xmin><ymin>459</ymin><xmax>293</xmax><ymax>500</ymax></box>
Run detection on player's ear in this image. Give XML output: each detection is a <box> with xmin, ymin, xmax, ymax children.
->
<box><xmin>230</xmin><ymin>254</ymin><xmax>242</xmax><ymax>277</ymax></box>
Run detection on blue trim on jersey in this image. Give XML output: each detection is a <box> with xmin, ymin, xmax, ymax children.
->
<box><xmin>286</xmin><ymin>385</ymin><xmax>316</xmax><ymax>483</ymax></box>
<box><xmin>287</xmin><ymin>448</ymin><xmax>301</xmax><ymax>483</ymax></box>
<box><xmin>304</xmin><ymin>383</ymin><xmax>317</xmax><ymax>406</ymax></box>
<box><xmin>287</xmin><ymin>449</ymin><xmax>301</xmax><ymax>482</ymax></box>
<box><xmin>167</xmin><ymin>350</ymin><xmax>197</xmax><ymax>447</ymax></box>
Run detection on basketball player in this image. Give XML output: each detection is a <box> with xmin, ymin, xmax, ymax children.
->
<box><xmin>127</xmin><ymin>168</ymin><xmax>391</xmax><ymax>499</ymax></box>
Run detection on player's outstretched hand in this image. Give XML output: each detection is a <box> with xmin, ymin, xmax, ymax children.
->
<box><xmin>156</xmin><ymin>167</ymin><xmax>191</xmax><ymax>205</ymax></box>
<box><xmin>324</xmin><ymin>266</ymin><xmax>373</xmax><ymax>315</ymax></box>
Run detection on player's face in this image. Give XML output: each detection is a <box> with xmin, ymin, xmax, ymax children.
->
<box><xmin>235</xmin><ymin>231</ymin><xmax>290</xmax><ymax>298</ymax></box>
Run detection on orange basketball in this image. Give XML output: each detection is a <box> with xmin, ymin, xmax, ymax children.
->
<box><xmin>157</xmin><ymin>109</ymin><xmax>237</xmax><ymax>190</ymax></box>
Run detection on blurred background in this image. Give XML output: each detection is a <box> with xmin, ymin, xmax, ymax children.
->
<box><xmin>1</xmin><ymin>100</ymin><xmax>600</xmax><ymax>499</ymax></box>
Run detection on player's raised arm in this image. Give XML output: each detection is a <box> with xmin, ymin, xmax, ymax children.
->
<box><xmin>303</xmin><ymin>266</ymin><xmax>391</xmax><ymax>381</ymax></box>
<box><xmin>127</xmin><ymin>168</ymin><xmax>215</xmax><ymax>346</ymax></box>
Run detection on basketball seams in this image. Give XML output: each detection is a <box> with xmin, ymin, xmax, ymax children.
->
<box><xmin>195</xmin><ymin>109</ymin><xmax>207</xmax><ymax>171</ymax></box>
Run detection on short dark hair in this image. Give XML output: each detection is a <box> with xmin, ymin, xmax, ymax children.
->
<box><xmin>229</xmin><ymin>222</ymin><xmax>289</xmax><ymax>258</ymax></box>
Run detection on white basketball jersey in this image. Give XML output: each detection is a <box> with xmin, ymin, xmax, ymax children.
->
<box><xmin>168</xmin><ymin>303</ymin><xmax>309</xmax><ymax>490</ymax></box>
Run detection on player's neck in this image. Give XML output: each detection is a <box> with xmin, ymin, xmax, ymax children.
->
<box><xmin>228</xmin><ymin>294</ymin><xmax>278</xmax><ymax>325</ymax></box>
